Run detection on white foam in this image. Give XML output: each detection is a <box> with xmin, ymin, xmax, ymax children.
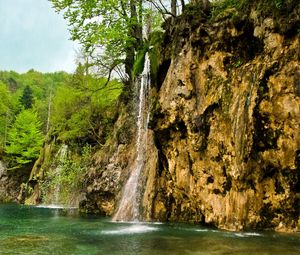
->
<box><xmin>234</xmin><ymin>232</ymin><xmax>262</xmax><ymax>237</ymax></box>
<box><xmin>35</xmin><ymin>204</ymin><xmax>77</xmax><ymax>209</ymax></box>
<box><xmin>102</xmin><ymin>225</ymin><xmax>158</xmax><ymax>235</ymax></box>
<box><xmin>195</xmin><ymin>229</ymin><xmax>209</xmax><ymax>232</ymax></box>
<box><xmin>152</xmin><ymin>222</ymin><xmax>163</xmax><ymax>225</ymax></box>
<box><xmin>243</xmin><ymin>232</ymin><xmax>262</xmax><ymax>237</ymax></box>
<box><xmin>112</xmin><ymin>220</ymin><xmax>163</xmax><ymax>225</ymax></box>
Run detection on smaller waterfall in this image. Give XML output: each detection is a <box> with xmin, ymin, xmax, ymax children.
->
<box><xmin>0</xmin><ymin>161</ymin><xmax>6</xmax><ymax>179</ymax></box>
<box><xmin>113</xmin><ymin>54</ymin><xmax>151</xmax><ymax>221</ymax></box>
<box><xmin>47</xmin><ymin>144</ymin><xmax>68</xmax><ymax>207</ymax></box>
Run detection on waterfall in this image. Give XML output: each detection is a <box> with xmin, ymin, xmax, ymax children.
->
<box><xmin>113</xmin><ymin>54</ymin><xmax>151</xmax><ymax>221</ymax></box>
<box><xmin>0</xmin><ymin>161</ymin><xmax>5</xmax><ymax>178</ymax></box>
<box><xmin>48</xmin><ymin>144</ymin><xmax>68</xmax><ymax>207</ymax></box>
<box><xmin>0</xmin><ymin>161</ymin><xmax>4</xmax><ymax>170</ymax></box>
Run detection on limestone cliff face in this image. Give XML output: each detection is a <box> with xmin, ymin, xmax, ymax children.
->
<box><xmin>79</xmin><ymin>2</ymin><xmax>300</xmax><ymax>232</ymax></box>
<box><xmin>141</xmin><ymin>6</ymin><xmax>300</xmax><ymax>231</ymax></box>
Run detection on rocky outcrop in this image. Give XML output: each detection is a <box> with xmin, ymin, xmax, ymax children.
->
<box><xmin>79</xmin><ymin>102</ymin><xmax>139</xmax><ymax>215</ymax></box>
<box><xmin>79</xmin><ymin>1</ymin><xmax>300</xmax><ymax>232</ymax></box>
<box><xmin>140</xmin><ymin>3</ymin><xmax>300</xmax><ymax>231</ymax></box>
<box><xmin>0</xmin><ymin>160</ymin><xmax>31</xmax><ymax>202</ymax></box>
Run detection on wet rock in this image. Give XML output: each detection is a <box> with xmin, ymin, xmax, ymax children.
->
<box><xmin>0</xmin><ymin>161</ymin><xmax>32</xmax><ymax>203</ymax></box>
<box><xmin>75</xmin><ymin>2</ymin><xmax>300</xmax><ymax>232</ymax></box>
<box><xmin>140</xmin><ymin>3</ymin><xmax>300</xmax><ymax>232</ymax></box>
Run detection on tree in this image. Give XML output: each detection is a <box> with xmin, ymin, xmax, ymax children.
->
<box><xmin>192</xmin><ymin>0</ymin><xmax>210</xmax><ymax>13</ymax></box>
<box><xmin>146</xmin><ymin>0</ymin><xmax>188</xmax><ymax>16</ymax></box>
<box><xmin>50</xmin><ymin>0</ymin><xmax>144</xmax><ymax>87</ymax></box>
<box><xmin>5</xmin><ymin>110</ymin><xmax>44</xmax><ymax>165</ymax></box>
<box><xmin>50</xmin><ymin>67</ymin><xmax>122</xmax><ymax>145</ymax></box>
<box><xmin>0</xmin><ymin>82</ymin><xmax>11</xmax><ymax>116</ymax></box>
<box><xmin>19</xmin><ymin>85</ymin><xmax>33</xmax><ymax>109</ymax></box>
<box><xmin>0</xmin><ymin>82</ymin><xmax>12</xmax><ymax>149</ymax></box>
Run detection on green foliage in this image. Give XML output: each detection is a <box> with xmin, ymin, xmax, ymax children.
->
<box><xmin>41</xmin><ymin>144</ymin><xmax>92</xmax><ymax>205</ymax></box>
<box><xmin>50</xmin><ymin>70</ymin><xmax>122</xmax><ymax>144</ymax></box>
<box><xmin>0</xmin><ymin>82</ymin><xmax>12</xmax><ymax>150</ymax></box>
<box><xmin>274</xmin><ymin>0</ymin><xmax>283</xmax><ymax>9</ymax></box>
<box><xmin>148</xmin><ymin>31</ymin><xmax>164</xmax><ymax>79</ymax></box>
<box><xmin>0</xmin><ymin>66</ymin><xmax>122</xmax><ymax>162</ymax></box>
<box><xmin>50</xmin><ymin>0</ymin><xmax>144</xmax><ymax>76</ymax></box>
<box><xmin>211</xmin><ymin>0</ymin><xmax>294</xmax><ymax>19</ymax></box>
<box><xmin>0</xmin><ymin>82</ymin><xmax>11</xmax><ymax>114</ymax></box>
<box><xmin>133</xmin><ymin>44</ymin><xmax>149</xmax><ymax>76</ymax></box>
<box><xmin>0</xmin><ymin>70</ymin><xmax>71</xmax><ymax>130</ymax></box>
<box><xmin>233</xmin><ymin>59</ymin><xmax>243</xmax><ymax>68</ymax></box>
<box><xmin>50</xmin><ymin>0</ymin><xmax>167</xmax><ymax>83</ymax></box>
<box><xmin>211</xmin><ymin>0</ymin><xmax>246</xmax><ymax>18</ymax></box>
<box><xmin>5</xmin><ymin>110</ymin><xmax>44</xmax><ymax>166</ymax></box>
<box><xmin>60</xmin><ymin>145</ymin><xmax>91</xmax><ymax>190</ymax></box>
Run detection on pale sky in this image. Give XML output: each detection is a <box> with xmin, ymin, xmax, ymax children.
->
<box><xmin>0</xmin><ymin>0</ymin><xmax>79</xmax><ymax>73</ymax></box>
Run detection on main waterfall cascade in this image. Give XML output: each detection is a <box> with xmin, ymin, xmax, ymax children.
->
<box><xmin>113</xmin><ymin>54</ymin><xmax>151</xmax><ymax>221</ymax></box>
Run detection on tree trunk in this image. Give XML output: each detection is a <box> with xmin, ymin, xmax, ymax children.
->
<box><xmin>123</xmin><ymin>0</ymin><xmax>144</xmax><ymax>98</ymax></box>
<box><xmin>202</xmin><ymin>0</ymin><xmax>210</xmax><ymax>13</ymax></box>
<box><xmin>180</xmin><ymin>0</ymin><xmax>185</xmax><ymax>12</ymax></box>
<box><xmin>171</xmin><ymin>0</ymin><xmax>177</xmax><ymax>16</ymax></box>
<box><xmin>124</xmin><ymin>0</ymin><xmax>139</xmax><ymax>81</ymax></box>
<box><xmin>191</xmin><ymin>0</ymin><xmax>211</xmax><ymax>13</ymax></box>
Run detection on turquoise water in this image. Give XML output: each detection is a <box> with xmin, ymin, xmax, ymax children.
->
<box><xmin>0</xmin><ymin>204</ymin><xmax>300</xmax><ymax>255</ymax></box>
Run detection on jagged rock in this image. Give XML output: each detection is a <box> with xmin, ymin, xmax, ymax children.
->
<box><xmin>140</xmin><ymin>4</ymin><xmax>300</xmax><ymax>231</ymax></box>
<box><xmin>79</xmin><ymin>104</ymin><xmax>138</xmax><ymax>215</ymax></box>
<box><xmin>0</xmin><ymin>161</ymin><xmax>32</xmax><ymax>203</ymax></box>
<box><xmin>79</xmin><ymin>2</ymin><xmax>299</xmax><ymax>232</ymax></box>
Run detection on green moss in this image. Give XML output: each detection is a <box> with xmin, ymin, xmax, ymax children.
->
<box><xmin>149</xmin><ymin>46</ymin><xmax>160</xmax><ymax>80</ymax></box>
<box><xmin>233</xmin><ymin>59</ymin><xmax>243</xmax><ymax>68</ymax></box>
<box><xmin>211</xmin><ymin>0</ymin><xmax>296</xmax><ymax>21</ymax></box>
<box><xmin>148</xmin><ymin>96</ymin><xmax>162</xmax><ymax>129</ymax></box>
<box><xmin>148</xmin><ymin>31</ymin><xmax>165</xmax><ymax>85</ymax></box>
<box><xmin>39</xmin><ymin>144</ymin><xmax>92</xmax><ymax>206</ymax></box>
<box><xmin>133</xmin><ymin>30</ymin><xmax>165</xmax><ymax>88</ymax></box>
<box><xmin>211</xmin><ymin>0</ymin><xmax>246</xmax><ymax>18</ymax></box>
<box><xmin>133</xmin><ymin>45</ymin><xmax>149</xmax><ymax>76</ymax></box>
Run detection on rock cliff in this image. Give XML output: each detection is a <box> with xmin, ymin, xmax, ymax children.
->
<box><xmin>79</xmin><ymin>1</ymin><xmax>300</xmax><ymax>232</ymax></box>
<box><xmin>0</xmin><ymin>161</ymin><xmax>32</xmax><ymax>203</ymax></box>
<box><xmin>140</xmin><ymin>2</ymin><xmax>300</xmax><ymax>231</ymax></box>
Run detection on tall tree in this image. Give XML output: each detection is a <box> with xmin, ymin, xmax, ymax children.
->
<box><xmin>0</xmin><ymin>82</ymin><xmax>12</xmax><ymax>149</ymax></box>
<box><xmin>19</xmin><ymin>85</ymin><xmax>33</xmax><ymax>109</ymax></box>
<box><xmin>5</xmin><ymin>110</ymin><xmax>44</xmax><ymax>165</ymax></box>
<box><xmin>171</xmin><ymin>0</ymin><xmax>177</xmax><ymax>15</ymax></box>
<box><xmin>50</xmin><ymin>0</ymin><xmax>144</xmax><ymax>88</ymax></box>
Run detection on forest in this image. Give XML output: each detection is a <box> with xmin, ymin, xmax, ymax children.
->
<box><xmin>0</xmin><ymin>68</ymin><xmax>122</xmax><ymax>167</ymax></box>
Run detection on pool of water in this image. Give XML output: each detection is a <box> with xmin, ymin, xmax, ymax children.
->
<box><xmin>0</xmin><ymin>204</ymin><xmax>299</xmax><ymax>255</ymax></box>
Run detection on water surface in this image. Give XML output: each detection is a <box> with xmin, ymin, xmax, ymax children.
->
<box><xmin>0</xmin><ymin>204</ymin><xmax>299</xmax><ymax>254</ymax></box>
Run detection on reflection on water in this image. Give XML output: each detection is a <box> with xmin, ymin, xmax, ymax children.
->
<box><xmin>0</xmin><ymin>204</ymin><xmax>299</xmax><ymax>255</ymax></box>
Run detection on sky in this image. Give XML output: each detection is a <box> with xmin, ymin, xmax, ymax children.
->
<box><xmin>0</xmin><ymin>0</ymin><xmax>79</xmax><ymax>73</ymax></box>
